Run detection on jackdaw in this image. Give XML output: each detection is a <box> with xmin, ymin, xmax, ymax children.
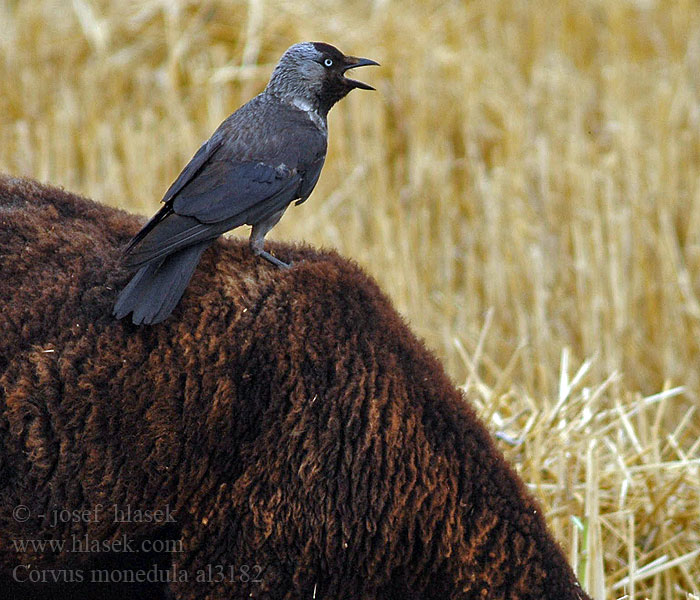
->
<box><xmin>113</xmin><ymin>41</ymin><xmax>378</xmax><ymax>325</ymax></box>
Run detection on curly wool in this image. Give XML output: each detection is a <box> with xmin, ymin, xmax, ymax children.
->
<box><xmin>0</xmin><ymin>175</ymin><xmax>590</xmax><ymax>600</ymax></box>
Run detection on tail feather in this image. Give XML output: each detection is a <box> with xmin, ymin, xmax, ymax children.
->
<box><xmin>113</xmin><ymin>241</ymin><xmax>212</xmax><ymax>325</ymax></box>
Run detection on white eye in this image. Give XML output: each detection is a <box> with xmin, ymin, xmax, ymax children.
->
<box><xmin>323</xmin><ymin>58</ymin><xmax>333</xmax><ymax>67</ymax></box>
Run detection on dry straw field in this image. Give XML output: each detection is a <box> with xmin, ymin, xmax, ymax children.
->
<box><xmin>1</xmin><ymin>0</ymin><xmax>699</xmax><ymax>598</ymax></box>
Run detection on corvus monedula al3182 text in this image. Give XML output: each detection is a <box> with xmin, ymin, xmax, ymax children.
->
<box><xmin>113</xmin><ymin>42</ymin><xmax>378</xmax><ymax>325</ymax></box>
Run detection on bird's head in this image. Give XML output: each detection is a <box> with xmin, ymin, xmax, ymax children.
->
<box><xmin>265</xmin><ymin>42</ymin><xmax>379</xmax><ymax>117</ymax></box>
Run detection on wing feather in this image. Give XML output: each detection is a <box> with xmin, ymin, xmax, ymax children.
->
<box><xmin>172</xmin><ymin>161</ymin><xmax>298</xmax><ymax>224</ymax></box>
<box><xmin>161</xmin><ymin>133</ymin><xmax>225</xmax><ymax>204</ymax></box>
<box><xmin>123</xmin><ymin>172</ymin><xmax>302</xmax><ymax>268</ymax></box>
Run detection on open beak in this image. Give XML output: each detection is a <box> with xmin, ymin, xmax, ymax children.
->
<box><xmin>342</xmin><ymin>56</ymin><xmax>380</xmax><ymax>90</ymax></box>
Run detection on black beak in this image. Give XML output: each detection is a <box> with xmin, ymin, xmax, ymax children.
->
<box><xmin>342</xmin><ymin>56</ymin><xmax>380</xmax><ymax>90</ymax></box>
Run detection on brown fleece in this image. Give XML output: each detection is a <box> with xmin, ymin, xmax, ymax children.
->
<box><xmin>0</xmin><ymin>175</ymin><xmax>590</xmax><ymax>600</ymax></box>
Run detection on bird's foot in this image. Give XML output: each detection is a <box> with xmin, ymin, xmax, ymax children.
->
<box><xmin>258</xmin><ymin>250</ymin><xmax>291</xmax><ymax>269</ymax></box>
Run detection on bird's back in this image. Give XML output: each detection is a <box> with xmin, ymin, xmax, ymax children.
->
<box><xmin>207</xmin><ymin>92</ymin><xmax>328</xmax><ymax>171</ymax></box>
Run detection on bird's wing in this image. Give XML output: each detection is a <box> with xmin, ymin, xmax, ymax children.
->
<box><xmin>120</xmin><ymin>134</ymin><xmax>227</xmax><ymax>256</ymax></box>
<box><xmin>123</xmin><ymin>162</ymin><xmax>302</xmax><ymax>269</ymax></box>
<box><xmin>294</xmin><ymin>153</ymin><xmax>326</xmax><ymax>206</ymax></box>
<box><xmin>123</xmin><ymin>99</ymin><xmax>327</xmax><ymax>269</ymax></box>
<box><xmin>161</xmin><ymin>133</ymin><xmax>226</xmax><ymax>205</ymax></box>
<box><xmin>171</xmin><ymin>159</ymin><xmax>302</xmax><ymax>224</ymax></box>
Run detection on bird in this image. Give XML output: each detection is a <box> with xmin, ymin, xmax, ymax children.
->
<box><xmin>113</xmin><ymin>41</ymin><xmax>378</xmax><ymax>325</ymax></box>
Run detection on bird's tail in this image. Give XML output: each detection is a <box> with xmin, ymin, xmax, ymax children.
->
<box><xmin>113</xmin><ymin>240</ymin><xmax>211</xmax><ymax>325</ymax></box>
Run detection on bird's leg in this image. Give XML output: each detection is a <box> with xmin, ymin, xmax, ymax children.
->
<box><xmin>258</xmin><ymin>248</ymin><xmax>291</xmax><ymax>269</ymax></box>
<box><xmin>250</xmin><ymin>216</ymin><xmax>291</xmax><ymax>269</ymax></box>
